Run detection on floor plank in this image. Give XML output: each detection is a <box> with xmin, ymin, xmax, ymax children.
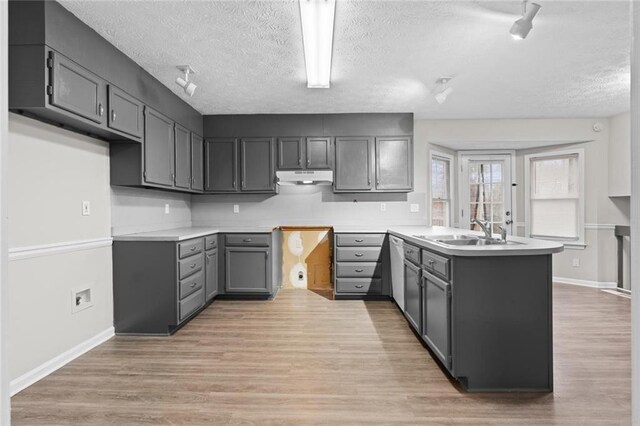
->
<box><xmin>11</xmin><ymin>284</ymin><xmax>631</xmax><ymax>425</ymax></box>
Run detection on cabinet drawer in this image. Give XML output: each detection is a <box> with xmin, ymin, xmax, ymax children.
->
<box><xmin>205</xmin><ymin>235</ymin><xmax>217</xmax><ymax>251</ymax></box>
<box><xmin>178</xmin><ymin>238</ymin><xmax>204</xmax><ymax>259</ymax></box>
<box><xmin>336</xmin><ymin>278</ymin><xmax>382</xmax><ymax>294</ymax></box>
<box><xmin>336</xmin><ymin>262</ymin><xmax>381</xmax><ymax>278</ymax></box>
<box><xmin>179</xmin><ymin>271</ymin><xmax>204</xmax><ymax>300</ymax></box>
<box><xmin>421</xmin><ymin>249</ymin><xmax>450</xmax><ymax>281</ymax></box>
<box><xmin>179</xmin><ymin>288</ymin><xmax>204</xmax><ymax>323</ymax></box>
<box><xmin>404</xmin><ymin>243</ymin><xmax>421</xmax><ymax>265</ymax></box>
<box><xmin>336</xmin><ymin>247</ymin><xmax>383</xmax><ymax>262</ymax></box>
<box><xmin>225</xmin><ymin>234</ymin><xmax>270</xmax><ymax>247</ymax></box>
<box><xmin>336</xmin><ymin>233</ymin><xmax>385</xmax><ymax>247</ymax></box>
<box><xmin>179</xmin><ymin>253</ymin><xmax>204</xmax><ymax>279</ymax></box>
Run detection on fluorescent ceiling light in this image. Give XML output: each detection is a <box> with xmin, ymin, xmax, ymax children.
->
<box><xmin>510</xmin><ymin>1</ymin><xmax>541</xmax><ymax>40</ymax></box>
<box><xmin>299</xmin><ymin>0</ymin><xmax>336</xmax><ymax>89</ymax></box>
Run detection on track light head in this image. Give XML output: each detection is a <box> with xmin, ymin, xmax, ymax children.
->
<box><xmin>433</xmin><ymin>77</ymin><xmax>453</xmax><ymax>104</ymax></box>
<box><xmin>510</xmin><ymin>1</ymin><xmax>541</xmax><ymax>40</ymax></box>
<box><xmin>175</xmin><ymin>65</ymin><xmax>197</xmax><ymax>97</ymax></box>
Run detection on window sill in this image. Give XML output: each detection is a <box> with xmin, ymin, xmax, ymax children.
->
<box><xmin>562</xmin><ymin>242</ymin><xmax>587</xmax><ymax>250</ymax></box>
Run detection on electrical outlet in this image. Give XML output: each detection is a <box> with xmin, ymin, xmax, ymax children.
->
<box><xmin>164</xmin><ymin>203</ymin><xmax>170</xmax><ymax>214</ymax></box>
<box><xmin>81</xmin><ymin>201</ymin><xmax>91</xmax><ymax>216</ymax></box>
<box><xmin>233</xmin><ymin>204</ymin><xmax>240</xmax><ymax>214</ymax></box>
<box><xmin>410</xmin><ymin>204</ymin><xmax>420</xmax><ymax>213</ymax></box>
<box><xmin>71</xmin><ymin>287</ymin><xmax>93</xmax><ymax>314</ymax></box>
<box><xmin>572</xmin><ymin>258</ymin><xmax>580</xmax><ymax>268</ymax></box>
<box><xmin>380</xmin><ymin>203</ymin><xmax>386</xmax><ymax>212</ymax></box>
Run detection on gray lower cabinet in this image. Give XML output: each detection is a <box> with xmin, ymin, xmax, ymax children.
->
<box><xmin>375</xmin><ymin>137</ymin><xmax>412</xmax><ymax>191</ymax></box>
<box><xmin>113</xmin><ymin>236</ymin><xmax>213</xmax><ymax>335</ymax></box>
<box><xmin>334</xmin><ymin>137</ymin><xmax>373</xmax><ymax>191</ymax></box>
<box><xmin>224</xmin><ymin>234</ymin><xmax>272</xmax><ymax>294</ymax></box>
<box><xmin>174</xmin><ymin>123</ymin><xmax>191</xmax><ymax>189</ymax></box>
<box><xmin>144</xmin><ymin>106</ymin><xmax>175</xmax><ymax>187</ymax></box>
<box><xmin>403</xmin><ymin>259</ymin><xmax>422</xmax><ymax>331</ymax></box>
<box><xmin>107</xmin><ymin>84</ymin><xmax>143</xmax><ymax>139</ymax></box>
<box><xmin>49</xmin><ymin>50</ymin><xmax>106</xmax><ymax>125</ymax></box>
<box><xmin>205</xmin><ymin>250</ymin><xmax>218</xmax><ymax>300</ymax></box>
<box><xmin>190</xmin><ymin>133</ymin><xmax>204</xmax><ymax>191</ymax></box>
<box><xmin>334</xmin><ymin>233</ymin><xmax>387</xmax><ymax>296</ymax></box>
<box><xmin>422</xmin><ymin>270</ymin><xmax>451</xmax><ymax>370</ymax></box>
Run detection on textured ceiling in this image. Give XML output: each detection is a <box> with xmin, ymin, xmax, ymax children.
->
<box><xmin>58</xmin><ymin>0</ymin><xmax>630</xmax><ymax>119</ymax></box>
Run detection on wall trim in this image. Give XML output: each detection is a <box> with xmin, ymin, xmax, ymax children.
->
<box><xmin>9</xmin><ymin>237</ymin><xmax>113</xmax><ymax>261</ymax></box>
<box><xmin>10</xmin><ymin>326</ymin><xmax>114</xmax><ymax>396</ymax></box>
<box><xmin>584</xmin><ymin>223</ymin><xmax>617</xmax><ymax>230</ymax></box>
<box><xmin>553</xmin><ymin>276</ymin><xmax>617</xmax><ymax>289</ymax></box>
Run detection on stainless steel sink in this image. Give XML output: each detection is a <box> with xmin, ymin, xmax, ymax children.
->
<box><xmin>413</xmin><ymin>234</ymin><xmax>475</xmax><ymax>241</ymax></box>
<box><xmin>413</xmin><ymin>234</ymin><xmax>523</xmax><ymax>246</ymax></box>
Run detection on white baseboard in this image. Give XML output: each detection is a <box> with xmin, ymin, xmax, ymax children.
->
<box><xmin>10</xmin><ymin>326</ymin><xmax>114</xmax><ymax>396</ymax></box>
<box><xmin>553</xmin><ymin>276</ymin><xmax>618</xmax><ymax>289</ymax></box>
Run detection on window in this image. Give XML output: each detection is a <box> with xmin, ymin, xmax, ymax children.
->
<box><xmin>430</xmin><ymin>152</ymin><xmax>453</xmax><ymax>226</ymax></box>
<box><xmin>524</xmin><ymin>149</ymin><xmax>584</xmax><ymax>246</ymax></box>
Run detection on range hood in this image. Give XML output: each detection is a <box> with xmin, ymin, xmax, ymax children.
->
<box><xmin>276</xmin><ymin>170</ymin><xmax>333</xmax><ymax>186</ymax></box>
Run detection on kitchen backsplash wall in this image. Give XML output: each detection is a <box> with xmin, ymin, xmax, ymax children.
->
<box><xmin>111</xmin><ymin>186</ymin><xmax>192</xmax><ymax>235</ymax></box>
<box><xmin>191</xmin><ymin>186</ymin><xmax>427</xmax><ymax>227</ymax></box>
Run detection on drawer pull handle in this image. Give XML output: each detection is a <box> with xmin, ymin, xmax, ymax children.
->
<box><xmin>355</xmin><ymin>239</ymin><xmax>364</xmax><ymax>242</ymax></box>
<box><xmin>355</xmin><ymin>284</ymin><xmax>364</xmax><ymax>289</ymax></box>
<box><xmin>355</xmin><ymin>269</ymin><xmax>364</xmax><ymax>272</ymax></box>
<box><xmin>406</xmin><ymin>250</ymin><xmax>413</xmax><ymax>254</ymax></box>
<box><xmin>428</xmin><ymin>259</ymin><xmax>435</xmax><ymax>266</ymax></box>
<box><xmin>190</xmin><ymin>282</ymin><xmax>197</xmax><ymax>288</ymax></box>
<box><xmin>243</xmin><ymin>239</ymin><xmax>252</xmax><ymax>242</ymax></box>
<box><xmin>190</xmin><ymin>263</ymin><xmax>197</xmax><ymax>269</ymax></box>
<box><xmin>355</xmin><ymin>253</ymin><xmax>364</xmax><ymax>257</ymax></box>
<box><xmin>190</xmin><ymin>246</ymin><xmax>196</xmax><ymax>251</ymax></box>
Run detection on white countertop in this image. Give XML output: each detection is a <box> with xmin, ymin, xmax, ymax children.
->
<box><xmin>113</xmin><ymin>225</ymin><xmax>564</xmax><ymax>256</ymax></box>
<box><xmin>388</xmin><ymin>226</ymin><xmax>564</xmax><ymax>257</ymax></box>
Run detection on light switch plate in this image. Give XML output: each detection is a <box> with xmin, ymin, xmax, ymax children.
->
<box><xmin>81</xmin><ymin>201</ymin><xmax>91</xmax><ymax>216</ymax></box>
<box><xmin>380</xmin><ymin>203</ymin><xmax>386</xmax><ymax>212</ymax></box>
<box><xmin>233</xmin><ymin>204</ymin><xmax>240</xmax><ymax>213</ymax></box>
<box><xmin>410</xmin><ymin>204</ymin><xmax>420</xmax><ymax>213</ymax></box>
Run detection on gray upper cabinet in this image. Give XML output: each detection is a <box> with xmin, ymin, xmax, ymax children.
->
<box><xmin>190</xmin><ymin>134</ymin><xmax>204</xmax><ymax>191</ymax></box>
<box><xmin>334</xmin><ymin>137</ymin><xmax>373</xmax><ymax>191</ymax></box>
<box><xmin>240</xmin><ymin>138</ymin><xmax>276</xmax><ymax>192</ymax></box>
<box><xmin>277</xmin><ymin>137</ymin><xmax>304</xmax><ymax>170</ymax></box>
<box><xmin>205</xmin><ymin>138</ymin><xmax>238</xmax><ymax>192</ymax></box>
<box><xmin>143</xmin><ymin>106</ymin><xmax>175</xmax><ymax>187</ymax></box>
<box><xmin>107</xmin><ymin>85</ymin><xmax>143</xmax><ymax>139</ymax></box>
<box><xmin>174</xmin><ymin>123</ymin><xmax>191</xmax><ymax>189</ymax></box>
<box><xmin>375</xmin><ymin>137</ymin><xmax>413</xmax><ymax>191</ymax></box>
<box><xmin>49</xmin><ymin>51</ymin><xmax>106</xmax><ymax>125</ymax></box>
<box><xmin>306</xmin><ymin>137</ymin><xmax>332</xmax><ymax>169</ymax></box>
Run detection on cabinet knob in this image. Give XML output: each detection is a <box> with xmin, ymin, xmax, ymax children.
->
<box><xmin>355</xmin><ymin>253</ymin><xmax>363</xmax><ymax>257</ymax></box>
<box><xmin>298</xmin><ymin>158</ymin><xmax>302</xmax><ymax>165</ymax></box>
<box><xmin>98</xmin><ymin>103</ymin><xmax>104</xmax><ymax>117</ymax></box>
<box><xmin>368</xmin><ymin>179</ymin><xmax>371</xmax><ymax>186</ymax></box>
<box><xmin>111</xmin><ymin>110</ymin><xmax>116</xmax><ymax>122</ymax></box>
<box><xmin>190</xmin><ymin>263</ymin><xmax>197</xmax><ymax>269</ymax></box>
<box><xmin>233</xmin><ymin>180</ymin><xmax>236</xmax><ymax>188</ymax></box>
<box><xmin>428</xmin><ymin>259</ymin><xmax>435</xmax><ymax>266</ymax></box>
<box><xmin>355</xmin><ymin>269</ymin><xmax>364</xmax><ymax>273</ymax></box>
<box><xmin>355</xmin><ymin>239</ymin><xmax>364</xmax><ymax>243</ymax></box>
<box><xmin>355</xmin><ymin>284</ymin><xmax>364</xmax><ymax>289</ymax></box>
<box><xmin>190</xmin><ymin>246</ymin><xmax>196</xmax><ymax>252</ymax></box>
<box><xmin>190</xmin><ymin>282</ymin><xmax>197</xmax><ymax>288</ymax></box>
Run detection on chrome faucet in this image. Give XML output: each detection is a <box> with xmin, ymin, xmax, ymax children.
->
<box><xmin>498</xmin><ymin>225</ymin><xmax>507</xmax><ymax>242</ymax></box>
<box><xmin>472</xmin><ymin>219</ymin><xmax>492</xmax><ymax>239</ymax></box>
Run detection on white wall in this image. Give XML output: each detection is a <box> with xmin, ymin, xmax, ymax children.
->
<box><xmin>111</xmin><ymin>187</ymin><xmax>191</xmax><ymax>235</ymax></box>
<box><xmin>416</xmin><ymin>117</ymin><xmax>631</xmax><ymax>286</ymax></box>
<box><xmin>7</xmin><ymin>114</ymin><xmax>113</xmax><ymax>387</ymax></box>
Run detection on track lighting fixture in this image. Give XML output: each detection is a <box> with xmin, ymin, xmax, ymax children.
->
<box><xmin>175</xmin><ymin>65</ymin><xmax>197</xmax><ymax>97</ymax></box>
<box><xmin>434</xmin><ymin>77</ymin><xmax>453</xmax><ymax>105</ymax></box>
<box><xmin>510</xmin><ymin>1</ymin><xmax>541</xmax><ymax>40</ymax></box>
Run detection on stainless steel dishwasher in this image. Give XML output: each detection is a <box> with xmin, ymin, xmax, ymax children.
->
<box><xmin>389</xmin><ymin>235</ymin><xmax>405</xmax><ymax>310</ymax></box>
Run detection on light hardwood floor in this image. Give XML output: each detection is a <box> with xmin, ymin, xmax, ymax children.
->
<box><xmin>12</xmin><ymin>284</ymin><xmax>631</xmax><ymax>425</ymax></box>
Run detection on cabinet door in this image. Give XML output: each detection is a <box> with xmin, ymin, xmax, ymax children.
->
<box><xmin>143</xmin><ymin>106</ymin><xmax>174</xmax><ymax>187</ymax></box>
<box><xmin>107</xmin><ymin>85</ymin><xmax>143</xmax><ymax>139</ymax></box>
<box><xmin>205</xmin><ymin>248</ymin><xmax>218</xmax><ymax>301</ymax></box>
<box><xmin>240</xmin><ymin>138</ymin><xmax>275</xmax><ymax>192</ymax></box>
<box><xmin>225</xmin><ymin>247</ymin><xmax>271</xmax><ymax>293</ymax></box>
<box><xmin>334</xmin><ymin>137</ymin><xmax>373</xmax><ymax>191</ymax></box>
<box><xmin>174</xmin><ymin>124</ymin><xmax>191</xmax><ymax>189</ymax></box>
<box><xmin>190</xmin><ymin>134</ymin><xmax>204</xmax><ymax>191</ymax></box>
<box><xmin>403</xmin><ymin>261</ymin><xmax>422</xmax><ymax>332</ymax></box>
<box><xmin>306</xmin><ymin>137</ymin><xmax>332</xmax><ymax>169</ymax></box>
<box><xmin>204</xmin><ymin>138</ymin><xmax>238</xmax><ymax>192</ymax></box>
<box><xmin>422</xmin><ymin>271</ymin><xmax>451</xmax><ymax>369</ymax></box>
<box><xmin>375</xmin><ymin>137</ymin><xmax>413</xmax><ymax>191</ymax></box>
<box><xmin>49</xmin><ymin>51</ymin><xmax>106</xmax><ymax>124</ymax></box>
<box><xmin>277</xmin><ymin>137</ymin><xmax>304</xmax><ymax>170</ymax></box>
